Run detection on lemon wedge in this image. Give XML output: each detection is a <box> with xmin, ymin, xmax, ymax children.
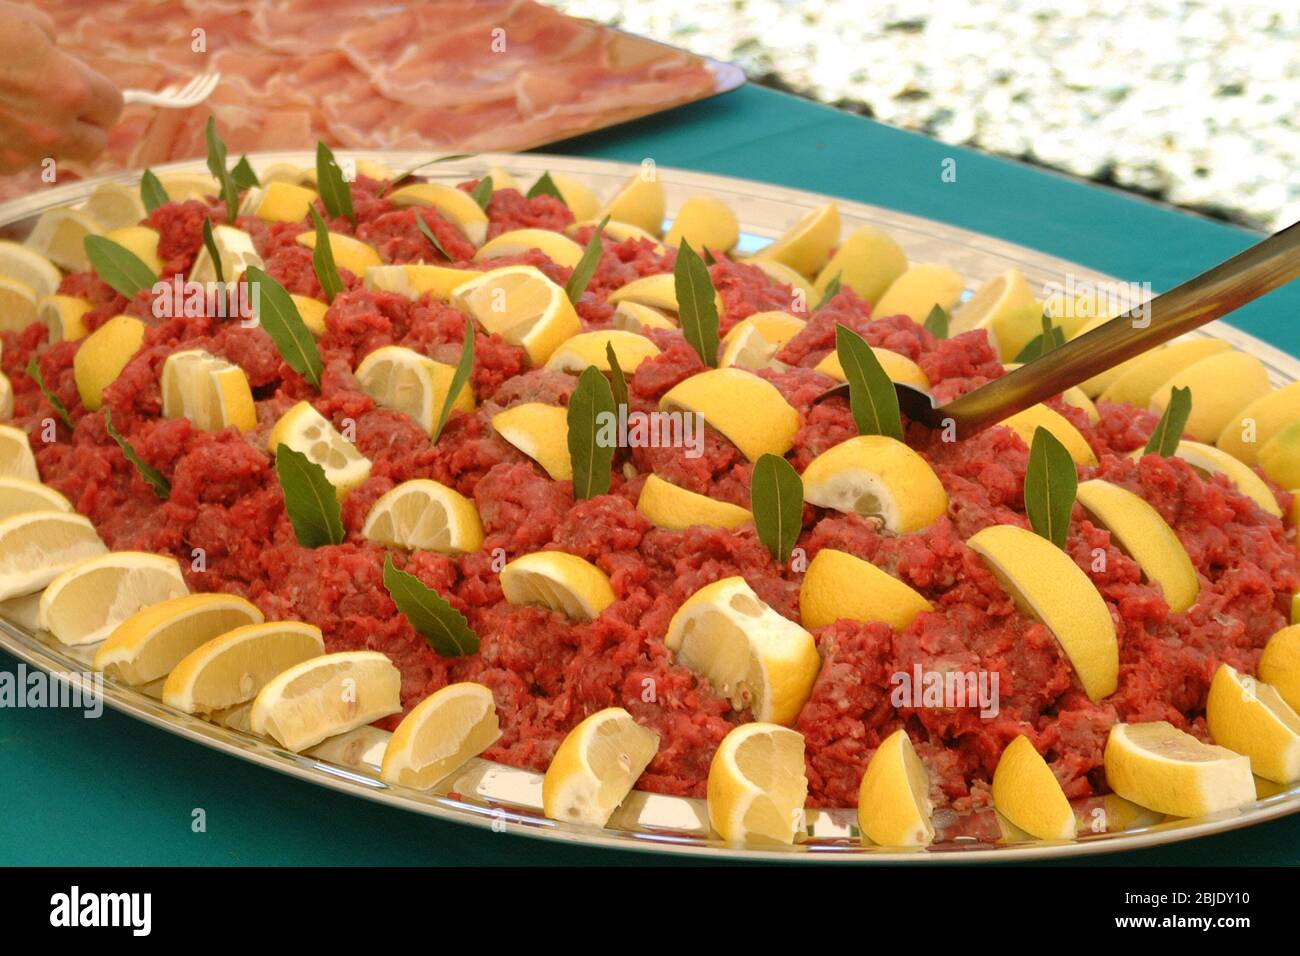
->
<box><xmin>290</xmin><ymin>294</ymin><xmax>329</xmax><ymax>335</ymax></box>
<box><xmin>707</xmin><ymin>722</ymin><xmax>808</xmax><ymax>845</ymax></box>
<box><xmin>611</xmin><ymin>301</ymin><xmax>677</xmax><ymax>333</ymax></box>
<box><xmin>473</xmin><ymin>228</ymin><xmax>584</xmax><ymax>268</ymax></box>
<box><xmin>751</xmin><ymin>202</ymin><xmax>840</xmax><ymax>277</ymax></box>
<box><xmin>104</xmin><ymin>225</ymin><xmax>163</xmax><ymax>277</ymax></box>
<box><xmin>659</xmin><ymin>368</ymin><xmax>800</xmax><ymax>461</ymax></box>
<box><xmin>664</xmin><ymin>576</ymin><xmax>821</xmax><ymax>725</ymax></box>
<box><xmin>1260</xmin><ymin>625</ymin><xmax>1300</xmax><ymax>713</ymax></box>
<box><xmin>949</xmin><ymin>269</ymin><xmax>1042</xmax><ymax>360</ymax></box>
<box><xmin>490</xmin><ymin>402</ymin><xmax>571</xmax><ymax>480</ymax></box>
<box><xmin>872</xmin><ymin>263</ymin><xmax>965</xmax><ymax>324</ymax></box>
<box><xmin>295</xmin><ymin>230</ymin><xmax>382</xmax><ymax>277</ymax></box>
<box><xmin>451</xmin><ymin>265</ymin><xmax>580</xmax><ymax>365</ymax></box>
<box><xmin>545</xmin><ymin>329</ymin><xmax>660</xmax><ymax>374</ymax></box>
<box><xmin>25</xmin><ymin>207</ymin><xmax>100</xmax><ymax>272</ymax></box>
<box><xmin>1076</xmin><ymin>479</ymin><xmax>1198</xmax><ymax>613</ymax></box>
<box><xmin>607</xmin><ymin>272</ymin><xmax>684</xmax><ymax>312</ymax></box>
<box><xmin>799</xmin><ymin>547</ymin><xmax>932</xmax><ymax>630</ymax></box>
<box><xmin>1150</xmin><ymin>350</ymin><xmax>1271</xmax><ymax>442</ymax></box>
<box><xmin>157</xmin><ymin>172</ymin><xmax>220</xmax><ymax>202</ymax></box>
<box><xmin>601</xmin><ymin>172</ymin><xmax>666</xmax><ymax>236</ymax></box>
<box><xmin>0</xmin><ymin>424</ymin><xmax>39</xmax><ymax>481</ymax></box>
<box><xmin>74</xmin><ymin>314</ymin><xmax>145</xmax><ymax>412</ymax></box>
<box><xmin>500</xmin><ymin>550</ymin><xmax>615</xmax><ymax>621</ymax></box>
<box><xmin>0</xmin><ymin>477</ymin><xmax>71</xmax><ymax>520</ymax></box>
<box><xmin>249</xmin><ymin>650</ymin><xmax>402</xmax><ymax>752</ymax></box>
<box><xmin>1098</xmin><ymin>338</ymin><xmax>1230</xmax><ymax>407</ymax></box>
<box><xmin>1104</xmin><ymin>721</ymin><xmax>1255</xmax><ymax>818</ymax></box>
<box><xmin>267</xmin><ymin>401</ymin><xmax>371</xmax><ymax>497</ymax></box>
<box><xmin>0</xmin><ymin>510</ymin><xmax>106</xmax><ymax>601</ymax></box>
<box><xmin>38</xmin><ymin>294</ymin><xmax>92</xmax><ymax>342</ymax></box>
<box><xmin>253</xmin><ymin>180</ymin><xmax>319</xmax><ymax>223</ymax></box>
<box><xmin>635</xmin><ymin>474</ymin><xmax>752</xmax><ymax>531</ymax></box>
<box><xmin>0</xmin><ymin>277</ymin><xmax>39</xmax><ymax>333</ymax></box>
<box><xmin>747</xmin><ymin>258</ymin><xmax>817</xmax><ymax>308</ymax></box>
<box><xmin>361</xmin><ymin>478</ymin><xmax>483</xmax><ymax>553</ymax></box>
<box><xmin>162</xmin><ymin>620</ymin><xmax>325</xmax><ymax>715</ymax></box>
<box><xmin>718</xmin><ymin>311</ymin><xmax>805</xmax><ymax>370</ymax></box>
<box><xmin>547</xmin><ymin>174</ymin><xmax>601</xmax><ymax>221</ymax></box>
<box><xmin>812</xmin><ymin>225</ymin><xmax>907</xmax><ymax>306</ymax></box>
<box><xmin>381</xmin><ymin>682</ymin><xmax>501</xmax><ymax>789</ymax></box>
<box><xmin>1162</xmin><ymin>440</ymin><xmax>1281</xmax><ymax>518</ymax></box>
<box><xmin>801</xmin><ymin>435</ymin><xmax>948</xmax><ymax>533</ymax></box>
<box><xmin>189</xmin><ymin>224</ymin><xmax>263</xmax><ymax>285</ymax></box>
<box><xmin>565</xmin><ymin>218</ymin><xmax>664</xmax><ymax>253</ymax></box>
<box><xmin>1216</xmin><ymin>381</ymin><xmax>1300</xmax><ymax>465</ymax></box>
<box><xmin>38</xmin><ymin>551</ymin><xmax>187</xmax><ymax>646</ymax></box>
<box><xmin>813</xmin><ymin>346</ymin><xmax>930</xmax><ymax>389</ymax></box>
<box><xmin>81</xmin><ymin>181</ymin><xmax>147</xmax><ymax>231</ymax></box>
<box><xmin>0</xmin><ymin>239</ymin><xmax>62</xmax><ymax>298</ymax></box>
<box><xmin>94</xmin><ymin>592</ymin><xmax>265</xmax><ymax>685</ymax></box>
<box><xmin>1207</xmin><ymin>663</ymin><xmax>1300</xmax><ymax>784</ymax></box>
<box><xmin>0</xmin><ymin>372</ymin><xmax>10</xmax><ymax>420</ymax></box>
<box><xmin>354</xmin><ymin>344</ymin><xmax>474</xmax><ymax>435</ymax></box>
<box><xmin>543</xmin><ymin>707</ymin><xmax>660</xmax><ymax>826</ymax></box>
<box><xmin>967</xmin><ymin>524</ymin><xmax>1118</xmax><ymax>700</ymax></box>
<box><xmin>857</xmin><ymin>728</ymin><xmax>934</xmax><ymax>847</ymax></box>
<box><xmin>664</xmin><ymin>196</ymin><xmax>739</xmax><ymax>252</ymax></box>
<box><xmin>388</xmin><ymin>183</ymin><xmax>489</xmax><ymax>245</ymax></box>
<box><xmin>997</xmin><ymin>403</ymin><xmax>1096</xmax><ymax>465</ymax></box>
<box><xmin>161</xmin><ymin>349</ymin><xmax>257</xmax><ymax>433</ymax></box>
<box><xmin>364</xmin><ymin>264</ymin><xmax>478</xmax><ymax>301</ymax></box>
<box><xmin>992</xmin><ymin>735</ymin><xmax>1076</xmax><ymax>841</ymax></box>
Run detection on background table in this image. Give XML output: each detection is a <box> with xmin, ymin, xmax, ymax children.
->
<box><xmin>2</xmin><ymin>84</ymin><xmax>1297</xmax><ymax>866</ymax></box>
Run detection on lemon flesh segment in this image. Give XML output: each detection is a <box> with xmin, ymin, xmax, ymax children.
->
<box><xmin>813</xmin><ymin>225</ymin><xmax>907</xmax><ymax>306</ymax></box>
<box><xmin>361</xmin><ymin>478</ymin><xmax>484</xmax><ymax>554</ymax></box>
<box><xmin>1260</xmin><ymin>625</ymin><xmax>1300</xmax><ymax>714</ymax></box>
<box><xmin>25</xmin><ymin>207</ymin><xmax>100</xmax><ymax>272</ymax></box>
<box><xmin>38</xmin><ymin>294</ymin><xmax>92</xmax><ymax>342</ymax></box>
<box><xmin>162</xmin><ymin>620</ymin><xmax>325</xmax><ymax>715</ymax></box>
<box><xmin>473</xmin><ymin>228</ymin><xmax>584</xmax><ymax>268</ymax></box>
<box><xmin>188</xmin><ymin>225</ymin><xmax>264</xmax><ymax>286</ymax></box>
<box><xmin>800</xmin><ymin>547</ymin><xmax>932</xmax><ymax>631</ymax></box>
<box><xmin>801</xmin><ymin>434</ymin><xmax>948</xmax><ymax>534</ymax></box>
<box><xmin>611</xmin><ymin>301</ymin><xmax>676</xmax><ymax>334</ymax></box>
<box><xmin>814</xmin><ymin>346</ymin><xmax>930</xmax><ymax>389</ymax></box>
<box><xmin>664</xmin><ymin>196</ymin><xmax>739</xmax><ymax>252</ymax></box>
<box><xmin>490</xmin><ymin>402</ymin><xmax>571</xmax><ymax>480</ymax></box>
<box><xmin>857</xmin><ymin>728</ymin><xmax>934</xmax><ymax>847</ymax></box>
<box><xmin>104</xmin><ymin>226</ymin><xmax>163</xmax><ymax>278</ymax></box>
<box><xmin>998</xmin><ymin>402</ymin><xmax>1096</xmax><ymax>465</ymax></box>
<box><xmin>665</xmin><ymin>576</ymin><xmax>821</xmax><ymax>725</ymax></box>
<box><xmin>1104</xmin><ymin>720</ymin><xmax>1255</xmax><ymax>818</ymax></box>
<box><xmin>381</xmin><ymin>682</ymin><xmax>501</xmax><ymax>790</ymax></box>
<box><xmin>388</xmin><ymin>183</ymin><xmax>489</xmax><ymax>245</ymax></box>
<box><xmin>659</xmin><ymin>368</ymin><xmax>800</xmax><ymax>462</ymax></box>
<box><xmin>992</xmin><ymin>735</ymin><xmax>1076</xmax><ymax>841</ymax></box>
<box><xmin>294</xmin><ymin>230</ymin><xmax>382</xmax><ymax>277</ymax></box>
<box><xmin>601</xmin><ymin>173</ymin><xmax>666</xmax><ymax>236</ymax></box>
<box><xmin>83</xmin><ymin>182</ymin><xmax>148</xmax><ymax>232</ymax></box>
<box><xmin>0</xmin><ymin>277</ymin><xmax>38</xmax><ymax>334</ymax></box>
<box><xmin>636</xmin><ymin>474</ymin><xmax>752</xmax><ymax>531</ymax></box>
<box><xmin>500</xmin><ymin>550</ymin><xmax>615</xmax><ymax>621</ymax></box>
<box><xmin>290</xmin><ymin>294</ymin><xmax>329</xmax><ymax>335</ymax></box>
<box><xmin>94</xmin><ymin>592</ymin><xmax>265</xmax><ymax>685</ymax></box>
<box><xmin>249</xmin><ymin>650</ymin><xmax>402</xmax><ymax>753</ymax></box>
<box><xmin>1098</xmin><ymin>338</ymin><xmax>1230</xmax><ymax>407</ymax></box>
<box><xmin>751</xmin><ymin>202</ymin><xmax>840</xmax><ymax>278</ymax></box>
<box><xmin>74</xmin><ymin>314</ymin><xmax>146</xmax><ymax>412</ymax></box>
<box><xmin>1150</xmin><ymin>350</ymin><xmax>1271</xmax><ymax>442</ymax></box>
<box><xmin>1076</xmin><ymin>479</ymin><xmax>1199</xmax><ymax>613</ymax></box>
<box><xmin>365</xmin><ymin>264</ymin><xmax>478</xmax><ymax>302</ymax></box>
<box><xmin>1207</xmin><ymin>663</ymin><xmax>1300</xmax><ymax>784</ymax></box>
<box><xmin>38</xmin><ymin>551</ymin><xmax>188</xmax><ymax>647</ymax></box>
<box><xmin>161</xmin><ymin>348</ymin><xmax>256</xmax><ymax>433</ymax></box>
<box><xmin>0</xmin><ymin>510</ymin><xmax>107</xmax><ymax>601</ymax></box>
<box><xmin>967</xmin><ymin>524</ymin><xmax>1118</xmax><ymax>701</ymax></box>
<box><xmin>547</xmin><ymin>174</ymin><xmax>601</xmax><ymax>222</ymax></box>
<box><xmin>1163</xmin><ymin>440</ymin><xmax>1282</xmax><ymax>518</ymax></box>
<box><xmin>718</xmin><ymin>311</ymin><xmax>805</xmax><ymax>371</ymax></box>
<box><xmin>267</xmin><ymin>400</ymin><xmax>371</xmax><ymax>498</ymax></box>
<box><xmin>451</xmin><ymin>265</ymin><xmax>580</xmax><ymax>365</ymax></box>
<box><xmin>950</xmin><ymin>269</ymin><xmax>1042</xmax><ymax>361</ymax></box>
<box><xmin>0</xmin><ymin>477</ymin><xmax>72</xmax><ymax>520</ymax></box>
<box><xmin>1258</xmin><ymin>419</ymin><xmax>1300</xmax><ymax>489</ymax></box>
<box><xmin>354</xmin><ymin>344</ymin><xmax>474</xmax><ymax>435</ymax></box>
<box><xmin>545</xmin><ymin>330</ymin><xmax>660</xmax><ymax>374</ymax></box>
<box><xmin>0</xmin><ymin>424</ymin><xmax>39</xmax><ymax>482</ymax></box>
<box><xmin>0</xmin><ymin>239</ymin><xmax>62</xmax><ymax>298</ymax></box>
<box><xmin>1217</xmin><ymin>381</ymin><xmax>1300</xmax><ymax>466</ymax></box>
<box><xmin>253</xmin><ymin>181</ymin><xmax>319</xmax><ymax>223</ymax></box>
<box><xmin>707</xmin><ymin>722</ymin><xmax>808</xmax><ymax>845</ymax></box>
<box><xmin>543</xmin><ymin>706</ymin><xmax>660</xmax><ymax>827</ymax></box>
<box><xmin>872</xmin><ymin>263</ymin><xmax>965</xmax><ymax>324</ymax></box>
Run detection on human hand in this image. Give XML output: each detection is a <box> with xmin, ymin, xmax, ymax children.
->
<box><xmin>0</xmin><ymin>1</ymin><xmax>123</xmax><ymax>173</ymax></box>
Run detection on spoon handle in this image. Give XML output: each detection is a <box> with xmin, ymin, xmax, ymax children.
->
<box><xmin>941</xmin><ymin>220</ymin><xmax>1300</xmax><ymax>434</ymax></box>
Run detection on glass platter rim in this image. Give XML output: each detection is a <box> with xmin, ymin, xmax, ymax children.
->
<box><xmin>1</xmin><ymin>150</ymin><xmax>1297</xmax><ymax>863</ymax></box>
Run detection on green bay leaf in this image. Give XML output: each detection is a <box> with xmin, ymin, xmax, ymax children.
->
<box><xmin>83</xmin><ymin>235</ymin><xmax>156</xmax><ymax>299</ymax></box>
<box><xmin>836</xmin><ymin>323</ymin><xmax>903</xmax><ymax>440</ymax></box>
<box><xmin>1144</xmin><ymin>386</ymin><xmax>1192</xmax><ymax>457</ymax></box>
<box><xmin>415</xmin><ymin>213</ymin><xmax>452</xmax><ymax>262</ymax></box>
<box><xmin>751</xmin><ymin>453</ymin><xmax>803</xmax><ymax>563</ymax></box>
<box><xmin>384</xmin><ymin>554</ymin><xmax>479</xmax><ymax>657</ymax></box>
<box><xmin>1025</xmin><ymin>425</ymin><xmax>1078</xmax><ymax>550</ymax></box>
<box><xmin>231</xmin><ymin>156</ymin><xmax>260</xmax><ymax>190</ymax></box>
<box><xmin>567</xmin><ymin>365</ymin><xmax>616</xmax><ymax>500</ymax></box>
<box><xmin>470</xmin><ymin>176</ymin><xmax>494</xmax><ymax>210</ymax></box>
<box><xmin>104</xmin><ymin>408</ymin><xmax>169</xmax><ymax>499</ymax></box>
<box><xmin>201</xmin><ymin>218</ymin><xmax>224</xmax><ymax>285</ymax></box>
<box><xmin>814</xmin><ymin>273</ymin><xmax>842</xmax><ymax>311</ymax></box>
<box><xmin>432</xmin><ymin>317</ymin><xmax>475</xmax><ymax>443</ymax></box>
<box><xmin>315</xmin><ymin>142</ymin><xmax>354</xmax><ymax>223</ymax></box>
<box><xmin>275</xmin><ymin>444</ymin><xmax>344</xmax><ymax>547</ymax></box>
<box><xmin>605</xmin><ymin>342</ymin><xmax>629</xmax><ymax>410</ymax></box>
<box><xmin>526</xmin><ymin>171</ymin><xmax>565</xmax><ymax>202</ymax></box>
<box><xmin>923</xmin><ymin>304</ymin><xmax>949</xmax><ymax>339</ymax></box>
<box><xmin>565</xmin><ymin>215</ymin><xmax>608</xmax><ymax>304</ymax></box>
<box><xmin>674</xmin><ymin>239</ymin><xmax>720</xmax><ymax>368</ymax></box>
<box><xmin>25</xmin><ymin>357</ymin><xmax>72</xmax><ymax>429</ymax></box>
<box><xmin>309</xmin><ymin>206</ymin><xmax>343</xmax><ymax>302</ymax></box>
<box><xmin>246</xmin><ymin>266</ymin><xmax>324</xmax><ymax>388</ymax></box>
<box><xmin>140</xmin><ymin>169</ymin><xmax>168</xmax><ymax>214</ymax></box>
<box><xmin>204</xmin><ymin>116</ymin><xmax>239</xmax><ymax>224</ymax></box>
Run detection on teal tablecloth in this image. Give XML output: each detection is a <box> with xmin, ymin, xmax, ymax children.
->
<box><xmin>2</xmin><ymin>84</ymin><xmax>1297</xmax><ymax>866</ymax></box>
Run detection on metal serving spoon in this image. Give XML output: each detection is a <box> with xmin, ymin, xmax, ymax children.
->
<box><xmin>818</xmin><ymin>220</ymin><xmax>1300</xmax><ymax>437</ymax></box>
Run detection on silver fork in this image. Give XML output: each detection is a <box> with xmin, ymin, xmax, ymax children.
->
<box><xmin>122</xmin><ymin>73</ymin><xmax>220</xmax><ymax>108</ymax></box>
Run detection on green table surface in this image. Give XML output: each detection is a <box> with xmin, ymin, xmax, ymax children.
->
<box><xmin>2</xmin><ymin>84</ymin><xmax>1297</xmax><ymax>867</ymax></box>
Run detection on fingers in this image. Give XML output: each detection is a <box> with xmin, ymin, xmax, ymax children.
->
<box><xmin>56</xmin><ymin>118</ymin><xmax>109</xmax><ymax>163</ymax></box>
<box><xmin>72</xmin><ymin>59</ymin><xmax>123</xmax><ymax>129</ymax></box>
<box><xmin>25</xmin><ymin>5</ymin><xmax>56</xmax><ymax>39</ymax></box>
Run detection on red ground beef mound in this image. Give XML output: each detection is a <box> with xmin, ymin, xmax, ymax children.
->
<box><xmin>3</xmin><ymin>182</ymin><xmax>1296</xmax><ymax>810</ymax></box>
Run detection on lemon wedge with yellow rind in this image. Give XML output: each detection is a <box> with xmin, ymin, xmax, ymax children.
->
<box><xmin>82</xmin><ymin>181</ymin><xmax>147</xmax><ymax>231</ymax></box>
<box><xmin>814</xmin><ymin>346</ymin><xmax>930</xmax><ymax>389</ymax></box>
<box><xmin>189</xmin><ymin>224</ymin><xmax>263</xmax><ymax>286</ymax></box>
<box><xmin>500</xmin><ymin>550</ymin><xmax>615</xmax><ymax>621</ymax></box>
<box><xmin>0</xmin><ymin>372</ymin><xmax>10</xmax><ymax>420</ymax></box>
<box><xmin>157</xmin><ymin>172</ymin><xmax>220</xmax><ymax>202</ymax></box>
<box><xmin>104</xmin><ymin>225</ymin><xmax>163</xmax><ymax>277</ymax></box>
<box><xmin>388</xmin><ymin>182</ymin><xmax>489</xmax><ymax>245</ymax></box>
<box><xmin>967</xmin><ymin>524</ymin><xmax>1118</xmax><ymax>701</ymax></box>
<box><xmin>607</xmin><ymin>272</ymin><xmax>721</xmax><ymax>315</ymax></box>
<box><xmin>801</xmin><ymin>435</ymin><xmax>948</xmax><ymax>533</ymax></box>
<box><xmin>0</xmin><ymin>277</ymin><xmax>39</xmax><ymax>333</ymax></box>
<box><xmin>473</xmin><ymin>228</ymin><xmax>585</xmax><ymax>268</ymax></box>
<box><xmin>38</xmin><ymin>550</ymin><xmax>187</xmax><ymax>647</ymax></box>
<box><xmin>718</xmin><ymin>311</ymin><xmax>805</xmax><ymax>371</ymax></box>
<box><xmin>997</xmin><ymin>403</ymin><xmax>1096</xmax><ymax>465</ymax></box>
<box><xmin>1207</xmin><ymin>663</ymin><xmax>1300</xmax><ymax>784</ymax></box>
<box><xmin>74</xmin><ymin>314</ymin><xmax>146</xmax><ymax>412</ymax></box>
<box><xmin>659</xmin><ymin>368</ymin><xmax>800</xmax><ymax>462</ymax></box>
<box><xmin>38</xmin><ymin>294</ymin><xmax>92</xmax><ymax>342</ymax></box>
<box><xmin>451</xmin><ymin>265</ymin><xmax>580</xmax><ymax>365</ymax></box>
<box><xmin>664</xmin><ymin>196</ymin><xmax>739</xmax><ymax>252</ymax></box>
<box><xmin>857</xmin><ymin>728</ymin><xmax>934</xmax><ymax>847</ymax></box>
<box><xmin>543</xmin><ymin>706</ymin><xmax>660</xmax><ymax>826</ymax></box>
<box><xmin>491</xmin><ymin>402</ymin><xmax>571</xmax><ymax>480</ymax></box>
<box><xmin>0</xmin><ymin>239</ymin><xmax>62</xmax><ymax>298</ymax></box>
<box><xmin>564</xmin><ymin>218</ymin><xmax>665</xmax><ymax>253</ymax></box>
<box><xmin>747</xmin><ymin>258</ymin><xmax>816</xmax><ymax>310</ymax></box>
<box><xmin>992</xmin><ymin>735</ymin><xmax>1076</xmax><ymax>841</ymax></box>
<box><xmin>665</xmin><ymin>576</ymin><xmax>821</xmax><ymax>725</ymax></box>
<box><xmin>295</xmin><ymin>230</ymin><xmax>382</xmax><ymax>276</ymax></box>
<box><xmin>381</xmin><ymin>682</ymin><xmax>501</xmax><ymax>790</ymax></box>
<box><xmin>601</xmin><ymin>172</ymin><xmax>666</xmax><ymax>236</ymax></box>
<box><xmin>799</xmin><ymin>547</ymin><xmax>932</xmax><ymax>631</ymax></box>
<box><xmin>636</xmin><ymin>474</ymin><xmax>752</xmax><ymax>531</ymax></box>
<box><xmin>0</xmin><ymin>477</ymin><xmax>71</xmax><ymax>520</ymax></box>
<box><xmin>1150</xmin><ymin>350</ymin><xmax>1271</xmax><ymax>442</ymax></box>
<box><xmin>751</xmin><ymin>202</ymin><xmax>840</xmax><ymax>277</ymax></box>
<box><xmin>1255</xmin><ymin>419</ymin><xmax>1300</xmax><ymax>490</ymax></box>
<box><xmin>0</xmin><ymin>510</ymin><xmax>106</xmax><ymax>601</ymax></box>
<box><xmin>267</xmin><ymin>401</ymin><xmax>371</xmax><ymax>497</ymax></box>
<box><xmin>354</xmin><ymin>344</ymin><xmax>474</xmax><ymax>435</ymax></box>
<box><xmin>545</xmin><ymin>329</ymin><xmax>660</xmax><ymax>374</ymax></box>
<box><xmin>25</xmin><ymin>207</ymin><xmax>100</xmax><ymax>272</ymax></box>
<box><xmin>547</xmin><ymin>174</ymin><xmax>601</xmax><ymax>222</ymax></box>
<box><xmin>872</xmin><ymin>263</ymin><xmax>965</xmax><ymax>324</ymax></box>
<box><xmin>290</xmin><ymin>294</ymin><xmax>329</xmax><ymax>335</ymax></box>
<box><xmin>1216</xmin><ymin>381</ymin><xmax>1300</xmax><ymax>465</ymax></box>
<box><xmin>253</xmin><ymin>180</ymin><xmax>319</xmax><ymax>223</ymax></box>
<box><xmin>1104</xmin><ymin>720</ymin><xmax>1255</xmax><ymax>818</ymax></box>
<box><xmin>611</xmin><ymin>300</ymin><xmax>676</xmax><ymax>333</ymax></box>
<box><xmin>1158</xmin><ymin>440</ymin><xmax>1282</xmax><ymax>518</ymax></box>
<box><xmin>949</xmin><ymin>269</ymin><xmax>1042</xmax><ymax>360</ymax></box>
<box><xmin>364</xmin><ymin>264</ymin><xmax>478</xmax><ymax>302</ymax></box>
<box><xmin>161</xmin><ymin>348</ymin><xmax>256</xmax><ymax>433</ymax></box>
<box><xmin>1260</xmin><ymin>625</ymin><xmax>1300</xmax><ymax>714</ymax></box>
<box><xmin>812</xmin><ymin>225</ymin><xmax>907</xmax><ymax>306</ymax></box>
<box><xmin>361</xmin><ymin>478</ymin><xmax>483</xmax><ymax>554</ymax></box>
<box><xmin>0</xmin><ymin>424</ymin><xmax>38</xmax><ymax>482</ymax></box>
<box><xmin>1098</xmin><ymin>338</ymin><xmax>1230</xmax><ymax>407</ymax></box>
<box><xmin>707</xmin><ymin>722</ymin><xmax>808</xmax><ymax>845</ymax></box>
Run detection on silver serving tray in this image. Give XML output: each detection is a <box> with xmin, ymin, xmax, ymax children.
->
<box><xmin>2</xmin><ymin>152</ymin><xmax>1298</xmax><ymax>862</ymax></box>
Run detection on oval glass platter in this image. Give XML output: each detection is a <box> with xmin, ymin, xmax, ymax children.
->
<box><xmin>1</xmin><ymin>151</ymin><xmax>1298</xmax><ymax>863</ymax></box>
